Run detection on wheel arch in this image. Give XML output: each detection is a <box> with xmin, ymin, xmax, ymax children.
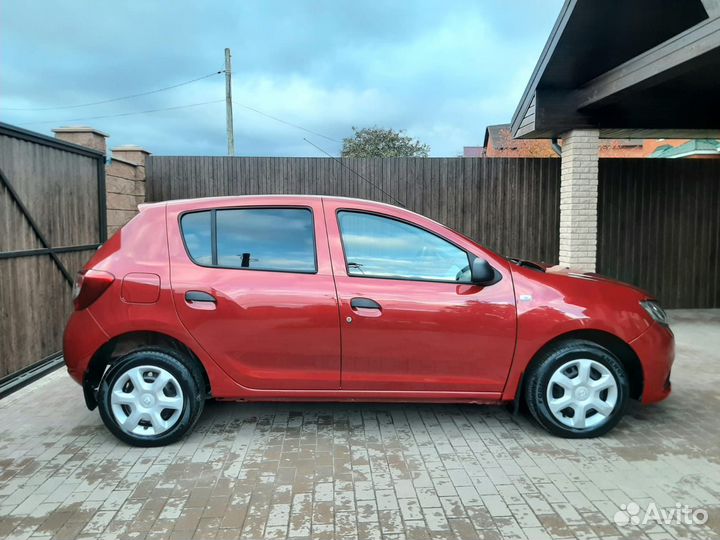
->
<box><xmin>519</xmin><ymin>329</ymin><xmax>644</xmax><ymax>402</ymax></box>
<box><xmin>83</xmin><ymin>331</ymin><xmax>211</xmax><ymax>410</ymax></box>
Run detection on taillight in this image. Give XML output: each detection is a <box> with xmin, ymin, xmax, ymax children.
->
<box><xmin>73</xmin><ymin>269</ymin><xmax>115</xmax><ymax>310</ymax></box>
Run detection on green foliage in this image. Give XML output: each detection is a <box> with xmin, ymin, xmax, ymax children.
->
<box><xmin>341</xmin><ymin>126</ymin><xmax>430</xmax><ymax>158</ymax></box>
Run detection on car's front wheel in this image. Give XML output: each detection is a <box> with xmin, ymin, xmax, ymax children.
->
<box><xmin>525</xmin><ymin>340</ymin><xmax>630</xmax><ymax>438</ymax></box>
<box><xmin>97</xmin><ymin>349</ymin><xmax>205</xmax><ymax>446</ymax></box>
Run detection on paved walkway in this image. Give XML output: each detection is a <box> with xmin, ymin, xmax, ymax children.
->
<box><xmin>1</xmin><ymin>310</ymin><xmax>719</xmax><ymax>540</ymax></box>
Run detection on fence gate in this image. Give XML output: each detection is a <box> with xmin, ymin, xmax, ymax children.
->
<box><xmin>0</xmin><ymin>122</ymin><xmax>106</xmax><ymax>395</ymax></box>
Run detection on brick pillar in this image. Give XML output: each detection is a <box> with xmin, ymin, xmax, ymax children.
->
<box><xmin>106</xmin><ymin>145</ymin><xmax>150</xmax><ymax>236</ymax></box>
<box><xmin>559</xmin><ymin>129</ymin><xmax>599</xmax><ymax>272</ymax></box>
<box><xmin>52</xmin><ymin>126</ymin><xmax>150</xmax><ymax>238</ymax></box>
<box><xmin>52</xmin><ymin>126</ymin><xmax>108</xmax><ymax>154</ymax></box>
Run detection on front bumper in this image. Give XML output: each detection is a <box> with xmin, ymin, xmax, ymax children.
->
<box><xmin>629</xmin><ymin>321</ymin><xmax>675</xmax><ymax>404</ymax></box>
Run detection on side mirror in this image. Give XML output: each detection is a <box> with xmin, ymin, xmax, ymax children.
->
<box><xmin>471</xmin><ymin>257</ymin><xmax>495</xmax><ymax>285</ymax></box>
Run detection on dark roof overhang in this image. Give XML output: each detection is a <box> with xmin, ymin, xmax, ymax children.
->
<box><xmin>511</xmin><ymin>0</ymin><xmax>720</xmax><ymax>139</ymax></box>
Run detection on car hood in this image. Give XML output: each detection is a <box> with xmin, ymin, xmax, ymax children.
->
<box><xmin>509</xmin><ymin>258</ymin><xmax>653</xmax><ymax>298</ymax></box>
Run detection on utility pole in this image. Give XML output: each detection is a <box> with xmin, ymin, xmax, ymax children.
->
<box><xmin>225</xmin><ymin>48</ymin><xmax>235</xmax><ymax>156</ymax></box>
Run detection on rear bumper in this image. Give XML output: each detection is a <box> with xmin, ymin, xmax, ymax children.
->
<box><xmin>63</xmin><ymin>309</ymin><xmax>108</xmax><ymax>385</ymax></box>
<box><xmin>630</xmin><ymin>322</ymin><xmax>675</xmax><ymax>404</ymax></box>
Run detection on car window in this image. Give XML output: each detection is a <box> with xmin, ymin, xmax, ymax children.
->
<box><xmin>337</xmin><ymin>211</ymin><xmax>471</xmax><ymax>282</ymax></box>
<box><xmin>181</xmin><ymin>208</ymin><xmax>316</xmax><ymax>273</ymax></box>
<box><xmin>181</xmin><ymin>211</ymin><xmax>212</xmax><ymax>265</ymax></box>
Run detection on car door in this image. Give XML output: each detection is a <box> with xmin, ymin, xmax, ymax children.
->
<box><xmin>323</xmin><ymin>198</ymin><xmax>516</xmax><ymax>393</ymax></box>
<box><xmin>167</xmin><ymin>198</ymin><xmax>341</xmax><ymax>390</ymax></box>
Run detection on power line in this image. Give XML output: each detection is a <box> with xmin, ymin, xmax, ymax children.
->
<box><xmin>3</xmin><ymin>66</ymin><xmax>341</xmax><ymax>143</ymax></box>
<box><xmin>19</xmin><ymin>95</ymin><xmax>343</xmax><ymax>148</ymax></box>
<box><xmin>2</xmin><ymin>71</ymin><xmax>224</xmax><ymax>111</ymax></box>
<box><xmin>303</xmin><ymin>137</ymin><xmax>406</xmax><ymax>208</ymax></box>
<box><xmin>23</xmin><ymin>99</ymin><xmax>226</xmax><ymax>126</ymax></box>
<box><xmin>22</xmin><ymin>98</ymin><xmax>343</xmax><ymax>145</ymax></box>
<box><xmin>235</xmin><ymin>102</ymin><xmax>340</xmax><ymax>142</ymax></box>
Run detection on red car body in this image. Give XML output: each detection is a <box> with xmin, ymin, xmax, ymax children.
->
<box><xmin>64</xmin><ymin>196</ymin><xmax>673</xmax><ymax>409</ymax></box>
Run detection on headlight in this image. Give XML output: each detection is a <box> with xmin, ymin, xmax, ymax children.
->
<box><xmin>640</xmin><ymin>300</ymin><xmax>669</xmax><ymax>326</ymax></box>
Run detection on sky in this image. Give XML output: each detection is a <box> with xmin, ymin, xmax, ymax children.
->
<box><xmin>0</xmin><ymin>1</ymin><xmax>563</xmax><ymax>157</ymax></box>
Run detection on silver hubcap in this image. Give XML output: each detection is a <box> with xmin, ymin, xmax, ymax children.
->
<box><xmin>546</xmin><ymin>358</ymin><xmax>618</xmax><ymax>430</ymax></box>
<box><xmin>110</xmin><ymin>366</ymin><xmax>184</xmax><ymax>436</ymax></box>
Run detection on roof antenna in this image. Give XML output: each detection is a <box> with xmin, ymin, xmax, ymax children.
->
<box><xmin>303</xmin><ymin>138</ymin><xmax>406</xmax><ymax>208</ymax></box>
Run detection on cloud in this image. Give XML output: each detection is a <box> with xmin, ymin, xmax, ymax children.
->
<box><xmin>0</xmin><ymin>0</ymin><xmax>562</xmax><ymax>156</ymax></box>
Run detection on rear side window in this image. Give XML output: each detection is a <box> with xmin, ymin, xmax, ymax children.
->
<box><xmin>180</xmin><ymin>208</ymin><xmax>316</xmax><ymax>273</ymax></box>
<box><xmin>181</xmin><ymin>211</ymin><xmax>212</xmax><ymax>265</ymax></box>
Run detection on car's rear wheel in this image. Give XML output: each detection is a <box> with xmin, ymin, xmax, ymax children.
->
<box><xmin>525</xmin><ymin>340</ymin><xmax>630</xmax><ymax>438</ymax></box>
<box><xmin>97</xmin><ymin>349</ymin><xmax>205</xmax><ymax>446</ymax></box>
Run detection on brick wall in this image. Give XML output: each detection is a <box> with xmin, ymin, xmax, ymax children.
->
<box><xmin>106</xmin><ymin>146</ymin><xmax>148</xmax><ymax>236</ymax></box>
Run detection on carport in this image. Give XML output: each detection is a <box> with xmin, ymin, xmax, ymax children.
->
<box><xmin>511</xmin><ymin>0</ymin><xmax>720</xmax><ymax>273</ymax></box>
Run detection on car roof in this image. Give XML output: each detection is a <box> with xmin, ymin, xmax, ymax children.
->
<box><xmin>139</xmin><ymin>194</ymin><xmax>408</xmax><ymax>214</ymax></box>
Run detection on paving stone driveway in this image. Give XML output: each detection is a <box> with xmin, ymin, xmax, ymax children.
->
<box><xmin>1</xmin><ymin>310</ymin><xmax>719</xmax><ymax>540</ymax></box>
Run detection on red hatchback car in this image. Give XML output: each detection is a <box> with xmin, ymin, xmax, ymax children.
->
<box><xmin>64</xmin><ymin>195</ymin><xmax>673</xmax><ymax>446</ymax></box>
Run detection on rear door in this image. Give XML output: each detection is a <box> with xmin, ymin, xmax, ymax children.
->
<box><xmin>323</xmin><ymin>198</ymin><xmax>517</xmax><ymax>393</ymax></box>
<box><xmin>167</xmin><ymin>198</ymin><xmax>341</xmax><ymax>390</ymax></box>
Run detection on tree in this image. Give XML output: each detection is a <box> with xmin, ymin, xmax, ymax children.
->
<box><xmin>341</xmin><ymin>127</ymin><xmax>430</xmax><ymax>158</ymax></box>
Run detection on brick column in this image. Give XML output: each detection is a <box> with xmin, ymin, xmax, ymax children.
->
<box><xmin>53</xmin><ymin>127</ymin><xmax>150</xmax><ymax>238</ymax></box>
<box><xmin>106</xmin><ymin>145</ymin><xmax>150</xmax><ymax>236</ymax></box>
<box><xmin>559</xmin><ymin>129</ymin><xmax>599</xmax><ymax>272</ymax></box>
<box><xmin>52</xmin><ymin>126</ymin><xmax>107</xmax><ymax>154</ymax></box>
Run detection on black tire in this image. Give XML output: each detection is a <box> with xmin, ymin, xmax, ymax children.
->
<box><xmin>97</xmin><ymin>348</ymin><xmax>205</xmax><ymax>447</ymax></box>
<box><xmin>524</xmin><ymin>339</ymin><xmax>630</xmax><ymax>438</ymax></box>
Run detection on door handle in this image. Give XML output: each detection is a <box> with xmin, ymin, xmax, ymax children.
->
<box><xmin>351</xmin><ymin>297</ymin><xmax>381</xmax><ymax>310</ymax></box>
<box><xmin>185</xmin><ymin>291</ymin><xmax>216</xmax><ymax>303</ymax></box>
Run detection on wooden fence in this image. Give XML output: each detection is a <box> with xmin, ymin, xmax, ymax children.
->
<box><xmin>147</xmin><ymin>156</ymin><xmax>562</xmax><ymax>264</ymax></box>
<box><xmin>147</xmin><ymin>155</ymin><xmax>720</xmax><ymax>309</ymax></box>
<box><xmin>0</xmin><ymin>123</ymin><xmax>106</xmax><ymax>384</ymax></box>
<box><xmin>1</xmin><ymin>139</ymin><xmax>715</xmax><ymax>388</ymax></box>
<box><xmin>598</xmin><ymin>159</ymin><xmax>720</xmax><ymax>309</ymax></box>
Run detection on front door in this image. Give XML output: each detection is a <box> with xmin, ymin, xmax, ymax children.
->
<box><xmin>168</xmin><ymin>199</ymin><xmax>341</xmax><ymax>390</ymax></box>
<box><xmin>323</xmin><ymin>200</ymin><xmax>516</xmax><ymax>393</ymax></box>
